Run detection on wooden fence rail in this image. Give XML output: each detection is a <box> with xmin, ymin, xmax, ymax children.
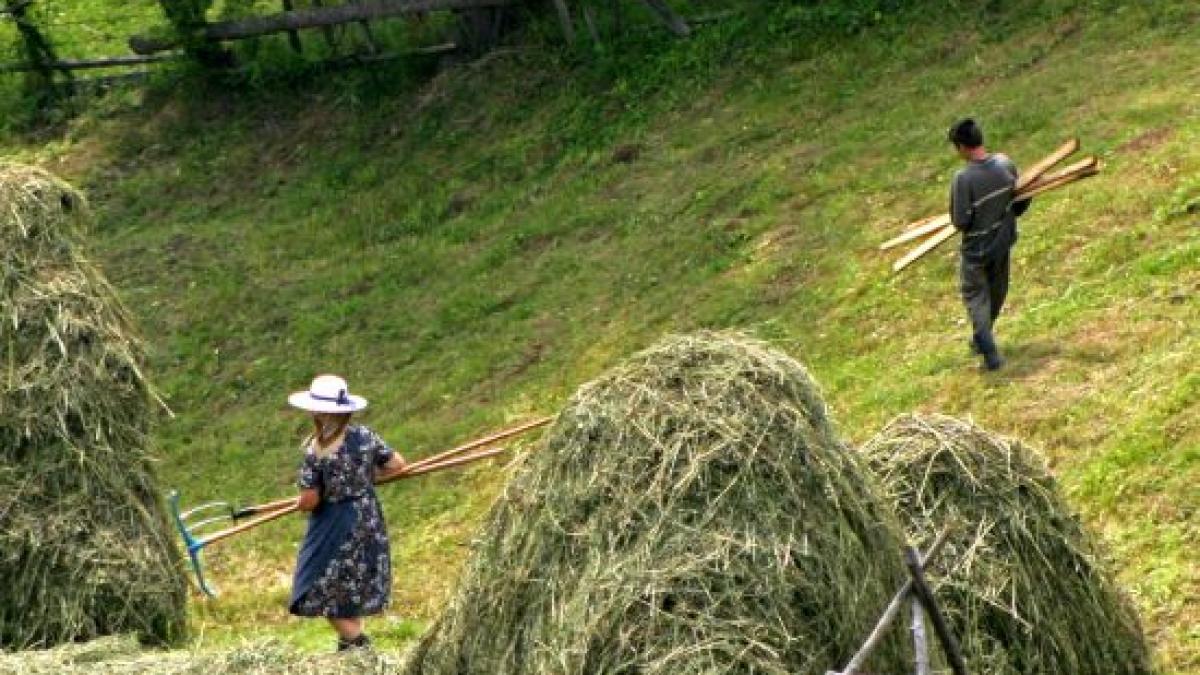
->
<box><xmin>0</xmin><ymin>53</ymin><xmax>182</xmax><ymax>74</ymax></box>
<box><xmin>129</xmin><ymin>0</ymin><xmax>513</xmax><ymax>55</ymax></box>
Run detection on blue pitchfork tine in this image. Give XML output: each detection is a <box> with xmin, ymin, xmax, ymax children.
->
<box><xmin>168</xmin><ymin>490</ymin><xmax>300</xmax><ymax>597</ymax></box>
<box><xmin>168</xmin><ymin>490</ymin><xmax>225</xmax><ymax>597</ymax></box>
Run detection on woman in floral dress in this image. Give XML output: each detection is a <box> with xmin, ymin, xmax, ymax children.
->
<box><xmin>287</xmin><ymin>374</ymin><xmax>407</xmax><ymax>651</ymax></box>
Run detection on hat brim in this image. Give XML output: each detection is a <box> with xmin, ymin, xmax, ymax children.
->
<box><xmin>288</xmin><ymin>391</ymin><xmax>368</xmax><ymax>413</ymax></box>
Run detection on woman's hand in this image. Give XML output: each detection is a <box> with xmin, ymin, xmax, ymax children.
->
<box><xmin>376</xmin><ymin>453</ymin><xmax>408</xmax><ymax>482</ymax></box>
<box><xmin>297</xmin><ymin>487</ymin><xmax>321</xmax><ymax>512</ymax></box>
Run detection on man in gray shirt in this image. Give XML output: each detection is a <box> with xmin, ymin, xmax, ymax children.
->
<box><xmin>947</xmin><ymin>118</ymin><xmax>1029</xmax><ymax>371</ymax></box>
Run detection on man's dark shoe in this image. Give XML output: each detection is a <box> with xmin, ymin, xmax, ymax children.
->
<box><xmin>982</xmin><ymin>351</ymin><xmax>1005</xmax><ymax>371</ymax></box>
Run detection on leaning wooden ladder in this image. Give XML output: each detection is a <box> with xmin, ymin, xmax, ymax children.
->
<box><xmin>882</xmin><ymin>138</ymin><xmax>1101</xmax><ymax>273</ymax></box>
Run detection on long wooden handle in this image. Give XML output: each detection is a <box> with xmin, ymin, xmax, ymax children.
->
<box><xmin>201</xmin><ymin>500</ymin><xmax>301</xmax><ymax>547</ymax></box>
<box><xmin>392</xmin><ymin>447</ymin><xmax>507</xmax><ymax>480</ymax></box>
<box><xmin>233</xmin><ymin>496</ymin><xmax>297</xmax><ymax>519</ymax></box>
<box><xmin>407</xmin><ymin>416</ymin><xmax>552</xmax><ymax>472</ymax></box>
<box><xmin>202</xmin><ymin>444</ymin><xmax>517</xmax><ymax>546</ymax></box>
<box><xmin>1014</xmin><ymin>137</ymin><xmax>1079</xmax><ymax>192</ymax></box>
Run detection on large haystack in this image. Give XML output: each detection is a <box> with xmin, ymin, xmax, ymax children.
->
<box><xmin>0</xmin><ymin>164</ymin><xmax>187</xmax><ymax>648</ymax></box>
<box><xmin>403</xmin><ymin>332</ymin><xmax>910</xmax><ymax>674</ymax></box>
<box><xmin>861</xmin><ymin>413</ymin><xmax>1152</xmax><ymax>674</ymax></box>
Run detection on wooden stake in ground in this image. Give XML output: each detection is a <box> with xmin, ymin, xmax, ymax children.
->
<box><xmin>913</xmin><ymin>598</ymin><xmax>931</xmax><ymax>675</ymax></box>
<box><xmin>905</xmin><ymin>546</ymin><xmax>969</xmax><ymax>675</ymax></box>
<box><xmin>828</xmin><ymin>528</ymin><xmax>952</xmax><ymax>675</ymax></box>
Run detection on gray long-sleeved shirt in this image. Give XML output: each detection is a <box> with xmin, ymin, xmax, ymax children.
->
<box><xmin>950</xmin><ymin>153</ymin><xmax>1019</xmax><ymax>259</ymax></box>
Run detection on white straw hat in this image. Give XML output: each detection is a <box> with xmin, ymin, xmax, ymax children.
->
<box><xmin>288</xmin><ymin>374</ymin><xmax>368</xmax><ymax>413</ymax></box>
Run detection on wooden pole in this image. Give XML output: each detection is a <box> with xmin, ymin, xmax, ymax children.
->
<box><xmin>582</xmin><ymin>4</ymin><xmax>601</xmax><ymax>44</ymax></box>
<box><xmin>830</xmin><ymin>528</ymin><xmax>951</xmax><ymax>675</ymax></box>
<box><xmin>880</xmin><ymin>213</ymin><xmax>951</xmax><ymax>251</ymax></box>
<box><xmin>904</xmin><ymin>546</ymin><xmax>968</xmax><ymax>675</ymax></box>
<box><xmin>913</xmin><ymin>599</ymin><xmax>931</xmax><ymax>675</ymax></box>
<box><xmin>281</xmin><ymin>0</ymin><xmax>304</xmax><ymax>52</ymax></box>
<box><xmin>0</xmin><ymin>53</ymin><xmax>183</xmax><ymax>73</ymax></box>
<box><xmin>1014</xmin><ymin>137</ymin><xmax>1078</xmax><ymax>192</ymax></box>
<box><xmin>406</xmin><ymin>416</ymin><xmax>552</xmax><ymax>472</ymax></box>
<box><xmin>130</xmin><ymin>0</ymin><xmax>513</xmax><ymax>54</ymax></box>
<box><xmin>1016</xmin><ymin>166</ymin><xmax>1098</xmax><ymax>201</ymax></box>
<box><xmin>383</xmin><ymin>446</ymin><xmax>506</xmax><ymax>482</ymax></box>
<box><xmin>892</xmin><ymin>223</ymin><xmax>957</xmax><ymax>273</ymax></box>
<box><xmin>640</xmin><ymin>0</ymin><xmax>689</xmax><ymax>36</ymax></box>
<box><xmin>1036</xmin><ymin>155</ymin><xmax>1097</xmax><ymax>184</ymax></box>
<box><xmin>200</xmin><ymin>500</ymin><xmax>300</xmax><ymax>547</ymax></box>
<box><xmin>551</xmin><ymin>0</ymin><xmax>575</xmax><ymax>44</ymax></box>
<box><xmin>310</xmin><ymin>0</ymin><xmax>340</xmax><ymax>52</ymax></box>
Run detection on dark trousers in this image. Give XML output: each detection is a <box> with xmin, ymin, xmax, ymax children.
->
<box><xmin>959</xmin><ymin>249</ymin><xmax>1011</xmax><ymax>355</ymax></box>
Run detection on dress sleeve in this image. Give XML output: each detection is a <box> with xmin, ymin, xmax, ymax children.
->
<box><xmin>364</xmin><ymin>428</ymin><xmax>395</xmax><ymax>468</ymax></box>
<box><xmin>298</xmin><ymin>451</ymin><xmax>321</xmax><ymax>490</ymax></box>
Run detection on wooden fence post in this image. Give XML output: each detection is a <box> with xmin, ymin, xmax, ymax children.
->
<box><xmin>551</xmin><ymin>0</ymin><xmax>575</xmax><ymax>44</ymax></box>
<box><xmin>281</xmin><ymin>0</ymin><xmax>303</xmax><ymax>52</ymax></box>
<box><xmin>640</xmin><ymin>0</ymin><xmax>689</xmax><ymax>36</ymax></box>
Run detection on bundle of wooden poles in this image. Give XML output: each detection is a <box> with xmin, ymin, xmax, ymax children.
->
<box><xmin>882</xmin><ymin>138</ymin><xmax>1100</xmax><ymax>272</ymax></box>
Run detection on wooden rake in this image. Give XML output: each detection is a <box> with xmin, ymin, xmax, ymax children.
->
<box><xmin>882</xmin><ymin>138</ymin><xmax>1101</xmax><ymax>273</ymax></box>
<box><xmin>168</xmin><ymin>415</ymin><xmax>553</xmax><ymax>597</ymax></box>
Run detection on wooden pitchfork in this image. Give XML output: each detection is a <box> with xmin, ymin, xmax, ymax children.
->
<box><xmin>168</xmin><ymin>416</ymin><xmax>553</xmax><ymax>597</ymax></box>
<box><xmin>881</xmin><ymin>138</ymin><xmax>1101</xmax><ymax>273</ymax></box>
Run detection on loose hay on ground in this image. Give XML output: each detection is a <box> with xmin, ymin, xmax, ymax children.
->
<box><xmin>403</xmin><ymin>332</ymin><xmax>911</xmax><ymax>674</ymax></box>
<box><xmin>0</xmin><ymin>635</ymin><xmax>398</xmax><ymax>674</ymax></box>
<box><xmin>861</xmin><ymin>413</ymin><xmax>1153</xmax><ymax>674</ymax></box>
<box><xmin>0</xmin><ymin>164</ymin><xmax>187</xmax><ymax>648</ymax></box>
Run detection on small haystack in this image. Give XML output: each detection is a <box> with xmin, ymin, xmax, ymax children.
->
<box><xmin>0</xmin><ymin>164</ymin><xmax>187</xmax><ymax>648</ymax></box>
<box><xmin>861</xmin><ymin>414</ymin><xmax>1152</xmax><ymax>674</ymax></box>
<box><xmin>403</xmin><ymin>332</ymin><xmax>910</xmax><ymax>674</ymax></box>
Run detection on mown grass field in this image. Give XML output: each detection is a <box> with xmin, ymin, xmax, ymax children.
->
<box><xmin>2</xmin><ymin>0</ymin><xmax>1198</xmax><ymax>670</ymax></box>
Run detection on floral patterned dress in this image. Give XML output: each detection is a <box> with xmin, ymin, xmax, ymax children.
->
<box><xmin>289</xmin><ymin>425</ymin><xmax>394</xmax><ymax>618</ymax></box>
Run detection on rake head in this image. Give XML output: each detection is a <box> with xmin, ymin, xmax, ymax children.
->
<box><xmin>167</xmin><ymin>490</ymin><xmax>229</xmax><ymax>598</ymax></box>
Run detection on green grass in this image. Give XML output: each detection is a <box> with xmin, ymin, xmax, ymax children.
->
<box><xmin>2</xmin><ymin>0</ymin><xmax>1198</xmax><ymax>670</ymax></box>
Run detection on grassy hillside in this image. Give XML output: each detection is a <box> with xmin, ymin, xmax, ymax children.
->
<box><xmin>2</xmin><ymin>0</ymin><xmax>1197</xmax><ymax>670</ymax></box>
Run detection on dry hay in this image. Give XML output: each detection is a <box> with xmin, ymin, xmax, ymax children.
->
<box><xmin>403</xmin><ymin>332</ymin><xmax>910</xmax><ymax>674</ymax></box>
<box><xmin>861</xmin><ymin>413</ymin><xmax>1153</xmax><ymax>674</ymax></box>
<box><xmin>0</xmin><ymin>635</ymin><xmax>398</xmax><ymax>674</ymax></box>
<box><xmin>0</xmin><ymin>164</ymin><xmax>187</xmax><ymax>648</ymax></box>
